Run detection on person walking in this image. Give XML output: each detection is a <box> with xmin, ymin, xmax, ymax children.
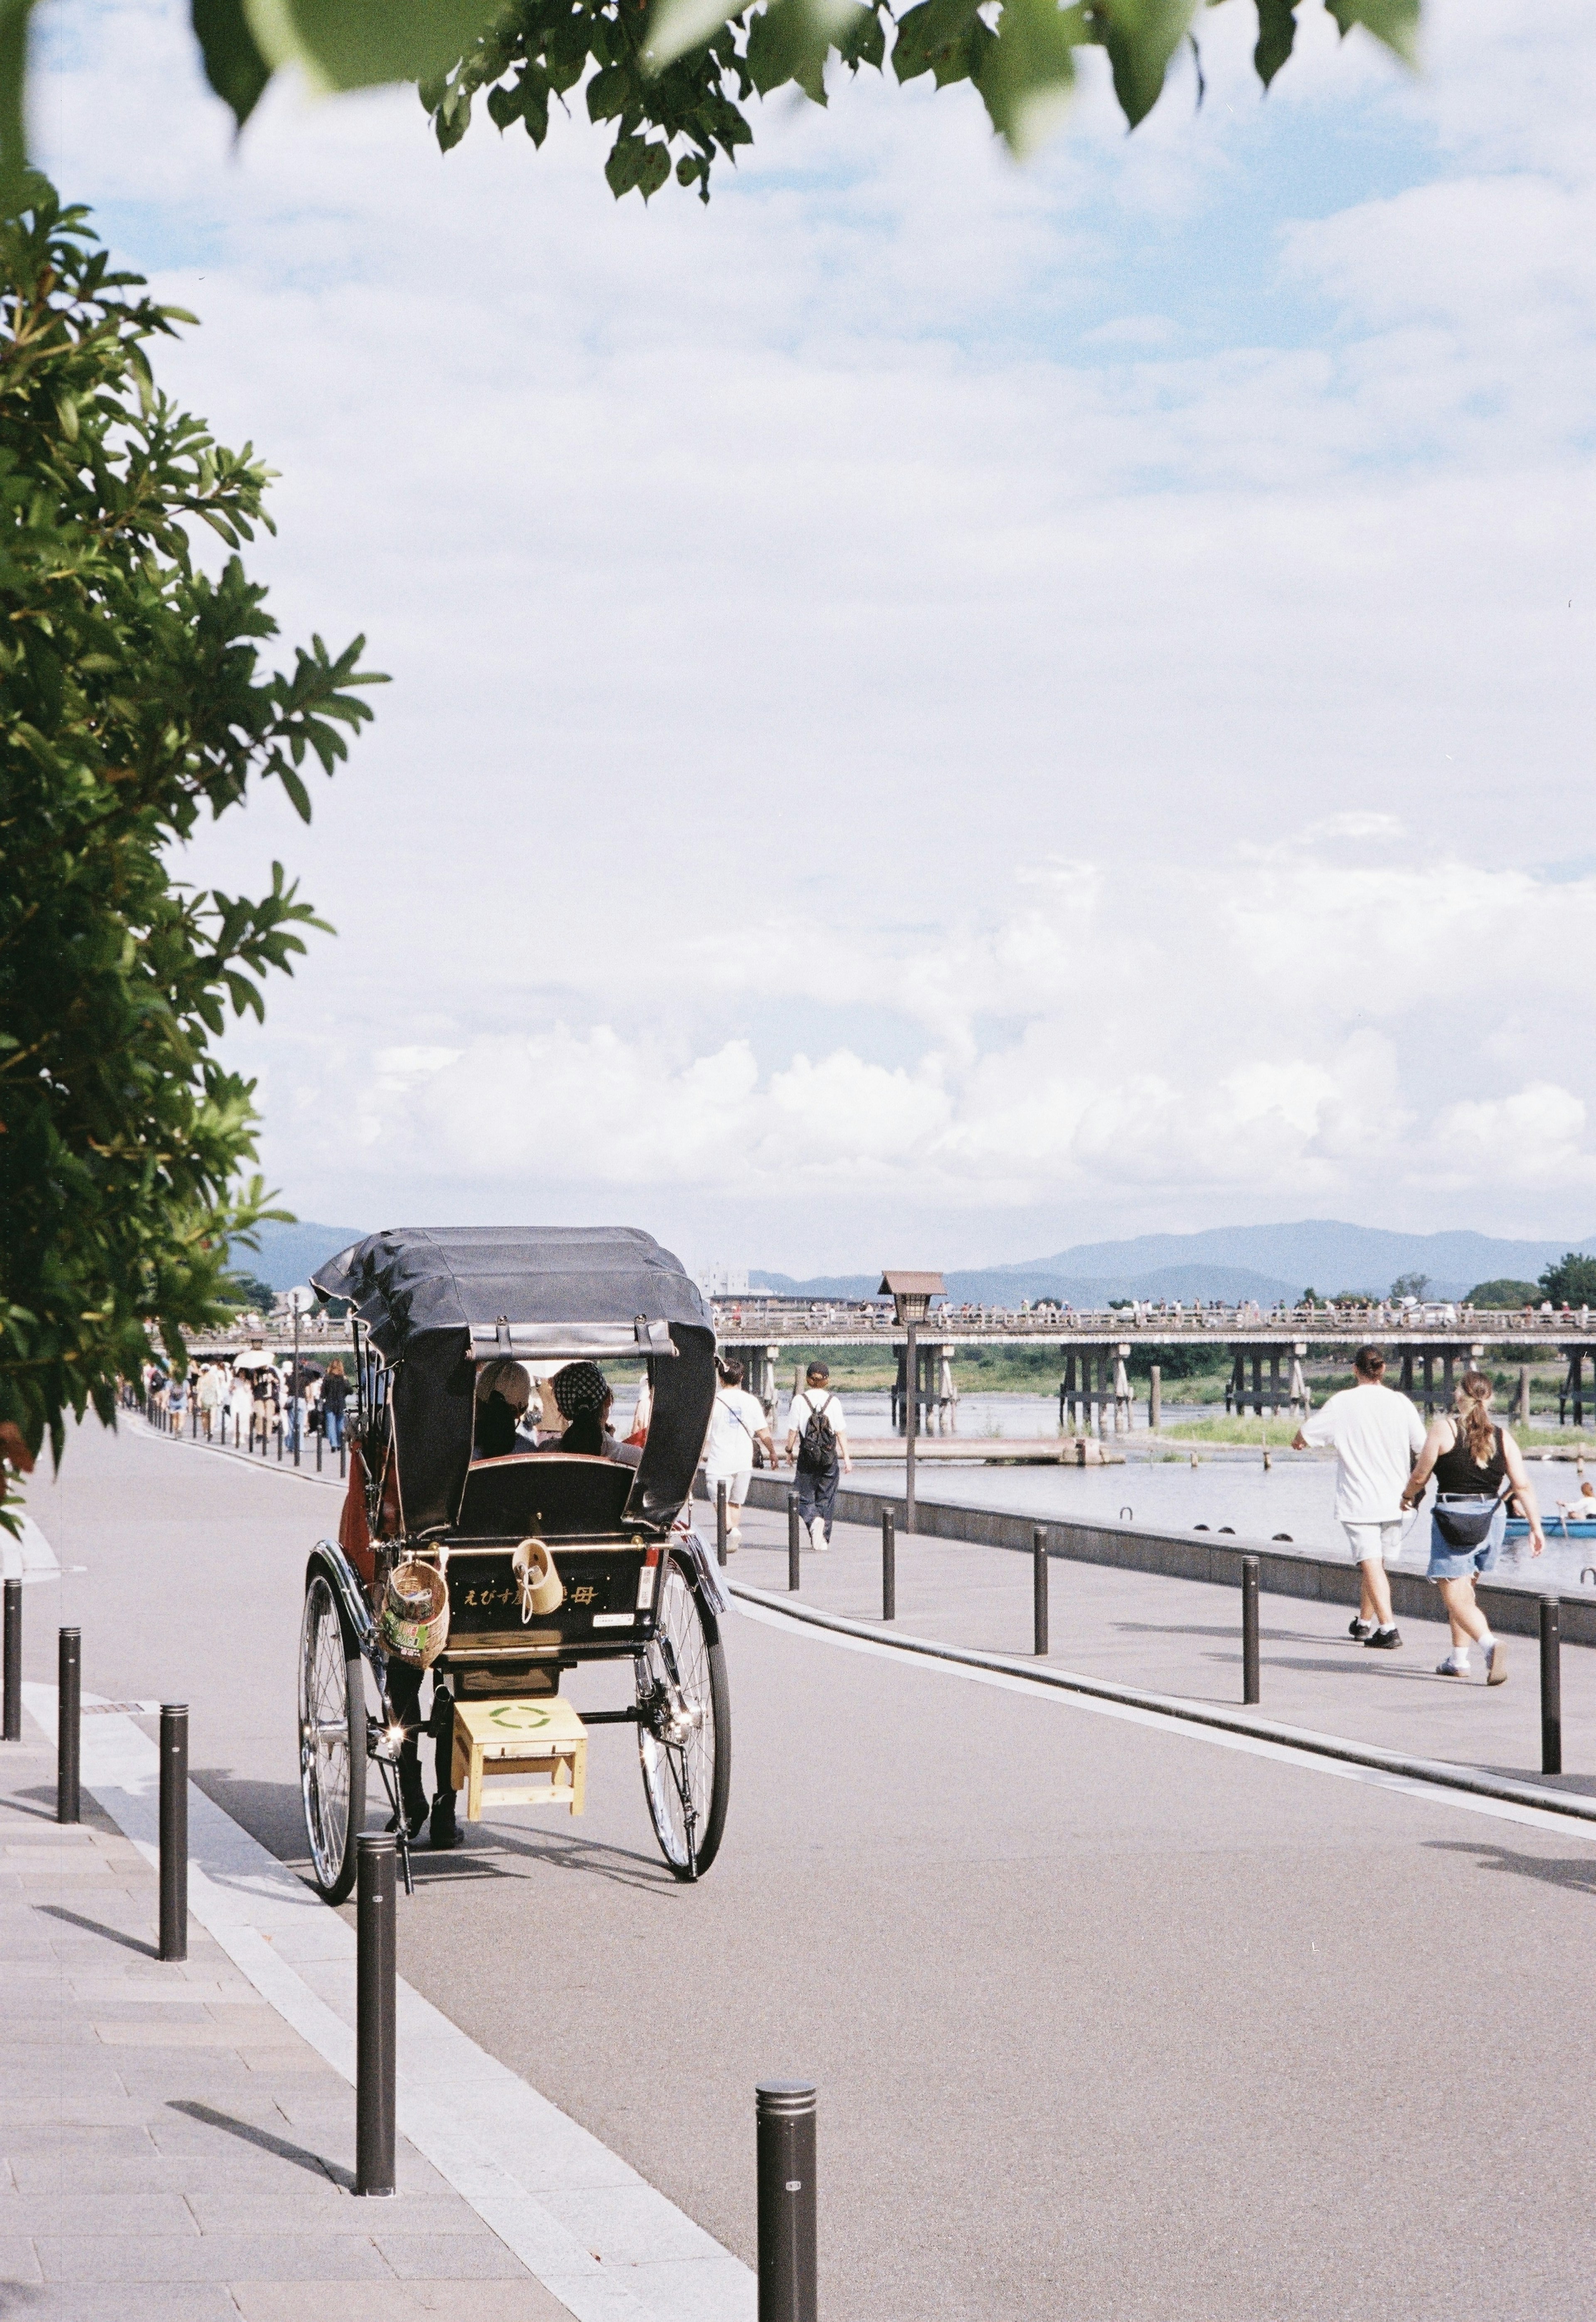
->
<box><xmin>229</xmin><ymin>1364</ymin><xmax>254</xmax><ymax>1447</ymax></box>
<box><xmin>703</xmin><ymin>1357</ymin><xmax>774</xmax><ymax>1555</ymax></box>
<box><xmin>320</xmin><ymin>1359</ymin><xmax>349</xmax><ymax>1453</ymax></box>
<box><xmin>784</xmin><ymin>1362</ymin><xmax>850</xmax><ymax>1552</ymax></box>
<box><xmin>1292</xmin><ymin>1344</ymin><xmax>1424</xmax><ymax>1650</ymax></box>
<box><xmin>1401</xmin><ymin>1371</ymin><xmax>1544</xmax><ymax>1681</ymax></box>
<box><xmin>197</xmin><ymin>1362</ymin><xmax>224</xmax><ymax>1440</ymax></box>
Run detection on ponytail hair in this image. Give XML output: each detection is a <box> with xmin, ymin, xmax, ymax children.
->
<box><xmin>1457</xmin><ymin>1370</ymin><xmax>1496</xmax><ymax>1465</ymax></box>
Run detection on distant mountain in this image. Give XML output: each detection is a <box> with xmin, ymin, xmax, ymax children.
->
<box><xmin>230</xmin><ymin>1220</ymin><xmax>365</xmax><ymax>1292</ymax></box>
<box><xmin>752</xmin><ymin>1220</ymin><xmax>1596</xmax><ymax>1308</ymax></box>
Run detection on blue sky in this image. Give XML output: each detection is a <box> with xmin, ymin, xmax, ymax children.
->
<box><xmin>28</xmin><ymin>0</ymin><xmax>1596</xmax><ymax>1273</ymax></box>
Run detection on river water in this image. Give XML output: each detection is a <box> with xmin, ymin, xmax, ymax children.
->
<box><xmin>730</xmin><ymin>1389</ymin><xmax>1596</xmax><ymax>1595</ymax></box>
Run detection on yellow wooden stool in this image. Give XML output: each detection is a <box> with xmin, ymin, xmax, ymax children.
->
<box><xmin>450</xmin><ymin>1697</ymin><xmax>588</xmax><ymax>1823</ymax></box>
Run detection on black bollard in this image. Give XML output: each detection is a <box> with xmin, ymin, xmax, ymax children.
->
<box><xmin>756</xmin><ymin>2081</ymin><xmax>818</xmax><ymax>2322</ymax></box>
<box><xmin>882</xmin><ymin>1507</ymin><xmax>896</xmax><ymax>1623</ymax></box>
<box><xmin>160</xmin><ymin>1705</ymin><xmax>188</xmax><ymax>1962</ymax></box>
<box><xmin>58</xmin><ymin>1628</ymin><xmax>81</xmax><ymax>1823</ymax></box>
<box><xmin>787</xmin><ymin>1492</ymin><xmax>800</xmax><ymax>1592</ymax></box>
<box><xmin>1541</xmin><ymin>1596</ymin><xmax>1562</xmax><ymax>1777</ymax></box>
<box><xmin>355</xmin><ymin>1833</ymin><xmax>397</xmax><ymax>2198</ymax></box>
<box><xmin>717</xmin><ymin>1480</ymin><xmax>728</xmax><ymax>1570</ymax></box>
<box><xmin>1033</xmin><ymin>1527</ymin><xmax>1049</xmax><ymax>1657</ymax></box>
<box><xmin>316</xmin><ymin>1425</ymin><xmax>323</xmax><ymax>1474</ymax></box>
<box><xmin>276</xmin><ymin>1420</ymin><xmax>283</xmax><ymax>1463</ymax></box>
<box><xmin>340</xmin><ymin>1436</ymin><xmax>347</xmax><ymax>1481</ymax></box>
<box><xmin>3</xmin><ymin>1577</ymin><xmax>20</xmax><ymax>1742</ymax></box>
<box><xmin>1241</xmin><ymin>1556</ymin><xmax>1260</xmax><ymax>1706</ymax></box>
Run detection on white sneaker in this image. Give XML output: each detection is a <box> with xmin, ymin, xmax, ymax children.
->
<box><xmin>810</xmin><ymin>1522</ymin><xmax>829</xmax><ymax>1553</ymax></box>
<box><xmin>1436</xmin><ymin>1652</ymin><xmax>1472</xmax><ymax>1678</ymax></box>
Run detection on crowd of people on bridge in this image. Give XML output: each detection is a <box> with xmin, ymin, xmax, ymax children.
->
<box><xmin>137</xmin><ymin>1354</ymin><xmax>349</xmax><ymax>1452</ymax></box>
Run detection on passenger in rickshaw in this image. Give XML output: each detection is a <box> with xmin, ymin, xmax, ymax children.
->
<box><xmin>544</xmin><ymin>1361</ymin><xmax>642</xmax><ymax>1467</ymax></box>
<box><xmin>473</xmin><ymin>1359</ymin><xmax>532</xmax><ymax>1458</ymax></box>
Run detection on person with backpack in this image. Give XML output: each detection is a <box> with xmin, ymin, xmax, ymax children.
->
<box><xmin>703</xmin><ymin>1357</ymin><xmax>774</xmax><ymax>1554</ymax></box>
<box><xmin>785</xmin><ymin>1361</ymin><xmax>851</xmax><ymax>1552</ymax></box>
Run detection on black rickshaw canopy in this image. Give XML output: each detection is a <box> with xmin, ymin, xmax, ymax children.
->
<box><xmin>311</xmin><ymin>1226</ymin><xmax>717</xmax><ymax>1536</ymax></box>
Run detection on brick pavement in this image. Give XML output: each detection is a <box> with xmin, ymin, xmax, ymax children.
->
<box><xmin>0</xmin><ymin>1734</ymin><xmax>564</xmax><ymax>2322</ymax></box>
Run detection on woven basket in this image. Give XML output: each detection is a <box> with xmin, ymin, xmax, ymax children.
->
<box><xmin>379</xmin><ymin>1557</ymin><xmax>450</xmax><ymax>1667</ymax></box>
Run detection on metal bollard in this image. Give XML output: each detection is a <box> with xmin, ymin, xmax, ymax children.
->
<box><xmin>717</xmin><ymin>1480</ymin><xmax>728</xmax><ymax>1570</ymax></box>
<box><xmin>58</xmin><ymin>1628</ymin><xmax>81</xmax><ymax>1823</ymax></box>
<box><xmin>3</xmin><ymin>1578</ymin><xmax>20</xmax><ymax>1742</ymax></box>
<box><xmin>882</xmin><ymin>1507</ymin><xmax>895</xmax><ymax>1622</ymax></box>
<box><xmin>160</xmin><ymin>1705</ymin><xmax>188</xmax><ymax>1962</ymax></box>
<box><xmin>787</xmin><ymin>1493</ymin><xmax>800</xmax><ymax>1592</ymax></box>
<box><xmin>355</xmin><ymin>1833</ymin><xmax>398</xmax><ymax>2198</ymax></box>
<box><xmin>756</xmin><ymin>2081</ymin><xmax>818</xmax><ymax>2322</ymax></box>
<box><xmin>316</xmin><ymin>1426</ymin><xmax>323</xmax><ymax>1474</ymax></box>
<box><xmin>276</xmin><ymin>1420</ymin><xmax>283</xmax><ymax>1463</ymax></box>
<box><xmin>340</xmin><ymin>1436</ymin><xmax>347</xmax><ymax>1481</ymax></box>
<box><xmin>1241</xmin><ymin>1556</ymin><xmax>1260</xmax><ymax>1706</ymax></box>
<box><xmin>1541</xmin><ymin>1596</ymin><xmax>1562</xmax><ymax>1777</ymax></box>
<box><xmin>1033</xmin><ymin>1527</ymin><xmax>1049</xmax><ymax>1657</ymax></box>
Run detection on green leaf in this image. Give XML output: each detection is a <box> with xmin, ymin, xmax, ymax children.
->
<box><xmin>1326</xmin><ymin>0</ymin><xmax>1418</xmax><ymax>66</ymax></box>
<box><xmin>191</xmin><ymin>0</ymin><xmax>272</xmax><ymax>129</ymax></box>
<box><xmin>1252</xmin><ymin>0</ymin><xmax>1297</xmax><ymax>86</ymax></box>
<box><xmin>0</xmin><ymin>0</ymin><xmax>35</xmax><ymax>219</ymax></box>
<box><xmin>892</xmin><ymin>0</ymin><xmax>979</xmax><ymax>83</ymax></box>
<box><xmin>645</xmin><ymin>0</ymin><xmax>741</xmax><ymax>71</ymax></box>
<box><xmin>747</xmin><ymin>0</ymin><xmax>867</xmax><ymax>101</ymax></box>
<box><xmin>1096</xmin><ymin>0</ymin><xmax>1198</xmax><ymax>128</ymax></box>
<box><xmin>975</xmin><ymin>0</ymin><xmax>1078</xmax><ymax>155</ymax></box>
<box><xmin>240</xmin><ymin>0</ymin><xmax>511</xmax><ymax>95</ymax></box>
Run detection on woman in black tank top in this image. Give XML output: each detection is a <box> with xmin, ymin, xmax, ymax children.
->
<box><xmin>1403</xmin><ymin>1371</ymin><xmax>1543</xmax><ymax>1682</ymax></box>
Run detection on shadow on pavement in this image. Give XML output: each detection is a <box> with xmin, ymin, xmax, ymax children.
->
<box><xmin>33</xmin><ymin>1901</ymin><xmax>160</xmax><ymax>1959</ymax></box>
<box><xmin>167</xmin><ymin>2099</ymin><xmax>355</xmax><ymax>2187</ymax></box>
<box><xmin>1426</xmin><ymin>1837</ymin><xmax>1596</xmax><ymax>1894</ymax></box>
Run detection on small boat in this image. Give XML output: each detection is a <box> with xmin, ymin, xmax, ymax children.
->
<box><xmin>1504</xmin><ymin>1512</ymin><xmax>1596</xmax><ymax>1541</ymax></box>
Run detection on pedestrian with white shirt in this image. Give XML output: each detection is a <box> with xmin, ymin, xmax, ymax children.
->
<box><xmin>702</xmin><ymin>1357</ymin><xmax>773</xmax><ymax>1555</ymax></box>
<box><xmin>1292</xmin><ymin>1344</ymin><xmax>1425</xmax><ymax>1652</ymax></box>
<box><xmin>785</xmin><ymin>1362</ymin><xmax>850</xmax><ymax>1552</ymax></box>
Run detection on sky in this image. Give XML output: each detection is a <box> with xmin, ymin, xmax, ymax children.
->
<box><xmin>30</xmin><ymin>0</ymin><xmax>1596</xmax><ymax>1275</ymax></box>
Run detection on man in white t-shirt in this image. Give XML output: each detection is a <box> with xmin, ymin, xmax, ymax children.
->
<box><xmin>703</xmin><ymin>1358</ymin><xmax>773</xmax><ymax>1555</ymax></box>
<box><xmin>1293</xmin><ymin>1344</ymin><xmax>1425</xmax><ymax>1650</ymax></box>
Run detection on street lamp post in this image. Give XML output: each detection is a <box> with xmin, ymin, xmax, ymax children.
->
<box><xmin>879</xmin><ymin>1271</ymin><xmax>945</xmax><ymax>1539</ymax></box>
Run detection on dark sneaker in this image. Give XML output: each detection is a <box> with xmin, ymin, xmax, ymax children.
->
<box><xmin>429</xmin><ymin>1792</ymin><xmax>464</xmax><ymax>1850</ymax></box>
<box><xmin>1349</xmin><ymin>1617</ymin><xmax>1376</xmax><ymax>1642</ymax></box>
<box><xmin>386</xmin><ymin>1803</ymin><xmax>428</xmax><ymax>1841</ymax></box>
<box><xmin>1364</xmin><ymin>1627</ymin><xmax>1402</xmax><ymax>1650</ymax></box>
<box><xmin>1485</xmin><ymin>1640</ymin><xmax>1507</xmax><ymax>1686</ymax></box>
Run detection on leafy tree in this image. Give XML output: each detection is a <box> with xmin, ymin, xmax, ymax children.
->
<box><xmin>0</xmin><ymin>181</ymin><xmax>382</xmax><ymax>1523</ymax></box>
<box><xmin>1465</xmin><ymin>1278</ymin><xmax>1540</xmax><ymax>1309</ymax></box>
<box><xmin>1390</xmin><ymin>1271</ymin><xmax>1430</xmax><ymax>1300</ymax></box>
<box><xmin>1537</xmin><ymin>1254</ymin><xmax>1596</xmax><ymax>1308</ymax></box>
<box><xmin>222</xmin><ymin>1274</ymin><xmax>280</xmax><ymax>1317</ymax></box>
<box><xmin>0</xmin><ymin>0</ymin><xmax>1421</xmax><ymax>213</ymax></box>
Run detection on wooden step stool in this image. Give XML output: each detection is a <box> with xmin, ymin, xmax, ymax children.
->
<box><xmin>450</xmin><ymin>1697</ymin><xmax>587</xmax><ymax>1822</ymax></box>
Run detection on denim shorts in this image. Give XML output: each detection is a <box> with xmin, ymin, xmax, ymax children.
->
<box><xmin>1427</xmin><ymin>1497</ymin><xmax>1506</xmax><ymax>1582</ymax></box>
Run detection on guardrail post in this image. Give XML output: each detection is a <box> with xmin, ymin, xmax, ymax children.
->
<box><xmin>1541</xmin><ymin>1597</ymin><xmax>1562</xmax><ymax>1776</ymax></box>
<box><xmin>276</xmin><ymin>1419</ymin><xmax>283</xmax><ymax>1462</ymax></box>
<box><xmin>340</xmin><ymin>1436</ymin><xmax>347</xmax><ymax>1481</ymax></box>
<box><xmin>3</xmin><ymin>1578</ymin><xmax>20</xmax><ymax>1742</ymax></box>
<box><xmin>355</xmin><ymin>1832</ymin><xmax>397</xmax><ymax>2198</ymax></box>
<box><xmin>1033</xmin><ymin>1527</ymin><xmax>1049</xmax><ymax>1657</ymax></box>
<box><xmin>1148</xmin><ymin>1364</ymin><xmax>1161</xmax><ymax>1431</ymax></box>
<box><xmin>756</xmin><ymin>2081</ymin><xmax>817</xmax><ymax>2322</ymax></box>
<box><xmin>57</xmin><ymin>1627</ymin><xmax>80</xmax><ymax>1823</ymax></box>
<box><xmin>1241</xmin><ymin>1556</ymin><xmax>1260</xmax><ymax>1706</ymax></box>
<box><xmin>717</xmin><ymin>1480</ymin><xmax>728</xmax><ymax>1569</ymax></box>
<box><xmin>787</xmin><ymin>1492</ymin><xmax>800</xmax><ymax>1592</ymax></box>
<box><xmin>160</xmin><ymin>1705</ymin><xmax>188</xmax><ymax>1962</ymax></box>
<box><xmin>881</xmin><ymin>1507</ymin><xmax>895</xmax><ymax>1622</ymax></box>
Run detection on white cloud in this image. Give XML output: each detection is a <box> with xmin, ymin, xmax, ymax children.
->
<box><xmin>29</xmin><ymin>0</ymin><xmax>1596</xmax><ymax>1262</ymax></box>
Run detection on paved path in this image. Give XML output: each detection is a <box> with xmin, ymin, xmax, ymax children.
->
<box><xmin>0</xmin><ymin>1737</ymin><xmax>563</xmax><ymax>2321</ymax></box>
<box><xmin>722</xmin><ymin>1495</ymin><xmax>1596</xmax><ymax>1790</ymax></box>
<box><xmin>12</xmin><ymin>1419</ymin><xmax>1596</xmax><ymax>2319</ymax></box>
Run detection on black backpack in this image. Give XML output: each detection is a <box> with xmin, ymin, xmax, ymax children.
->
<box><xmin>796</xmin><ymin>1392</ymin><xmax>837</xmax><ymax>1472</ymax></box>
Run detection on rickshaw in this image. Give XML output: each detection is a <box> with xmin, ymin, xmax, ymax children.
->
<box><xmin>295</xmin><ymin>1226</ymin><xmax>729</xmax><ymax>1902</ymax></box>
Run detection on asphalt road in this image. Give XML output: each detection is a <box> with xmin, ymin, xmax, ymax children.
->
<box><xmin>20</xmin><ymin>1418</ymin><xmax>1596</xmax><ymax>2321</ymax></box>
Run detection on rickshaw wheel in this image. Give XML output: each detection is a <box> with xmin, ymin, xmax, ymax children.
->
<box><xmin>635</xmin><ymin>1551</ymin><xmax>730</xmax><ymax>1881</ymax></box>
<box><xmin>298</xmin><ymin>1574</ymin><xmax>366</xmax><ymax>1905</ymax></box>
